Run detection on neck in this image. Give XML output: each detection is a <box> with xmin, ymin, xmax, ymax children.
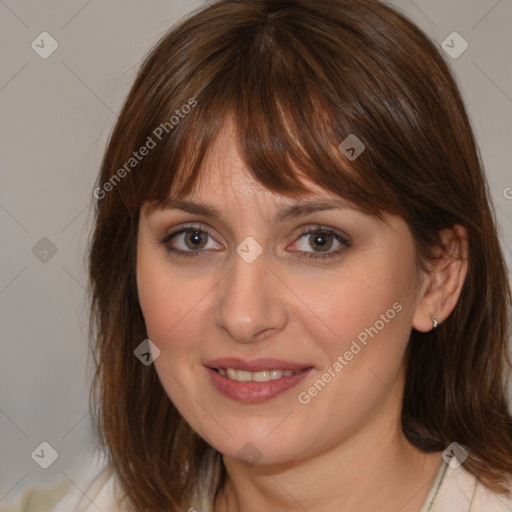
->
<box><xmin>214</xmin><ymin>370</ymin><xmax>443</xmax><ymax>512</ymax></box>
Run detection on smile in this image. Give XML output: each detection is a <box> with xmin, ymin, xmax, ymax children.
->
<box><xmin>216</xmin><ymin>368</ymin><xmax>302</xmax><ymax>382</ymax></box>
<box><xmin>204</xmin><ymin>358</ymin><xmax>315</xmax><ymax>403</ymax></box>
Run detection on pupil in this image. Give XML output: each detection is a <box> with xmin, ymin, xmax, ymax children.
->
<box><xmin>312</xmin><ymin>231</ymin><xmax>332</xmax><ymax>252</ymax></box>
<box><xmin>186</xmin><ymin>231</ymin><xmax>205</xmax><ymax>249</ymax></box>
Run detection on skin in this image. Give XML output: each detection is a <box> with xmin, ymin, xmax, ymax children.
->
<box><xmin>136</xmin><ymin>118</ymin><xmax>468</xmax><ymax>512</ymax></box>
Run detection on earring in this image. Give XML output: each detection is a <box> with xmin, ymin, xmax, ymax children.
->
<box><xmin>429</xmin><ymin>313</ymin><xmax>438</xmax><ymax>330</ymax></box>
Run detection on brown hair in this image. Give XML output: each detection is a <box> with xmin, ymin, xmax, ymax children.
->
<box><xmin>87</xmin><ymin>0</ymin><xmax>512</xmax><ymax>509</ymax></box>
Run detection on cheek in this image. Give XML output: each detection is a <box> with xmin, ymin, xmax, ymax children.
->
<box><xmin>137</xmin><ymin>244</ymin><xmax>201</xmax><ymax>336</ymax></box>
<box><xmin>289</xmin><ymin>260</ymin><xmax>414</xmax><ymax>443</ymax></box>
<box><xmin>302</xmin><ymin>255</ymin><xmax>413</xmax><ymax>356</ymax></box>
<box><xmin>136</xmin><ymin>249</ymin><xmax>205</xmax><ymax>365</ymax></box>
<box><xmin>136</xmin><ymin>252</ymin><xmax>211</xmax><ymax>421</ymax></box>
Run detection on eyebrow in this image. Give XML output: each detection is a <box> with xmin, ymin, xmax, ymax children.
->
<box><xmin>147</xmin><ymin>198</ymin><xmax>350</xmax><ymax>223</ymax></box>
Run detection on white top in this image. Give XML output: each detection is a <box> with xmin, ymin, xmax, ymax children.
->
<box><xmin>8</xmin><ymin>451</ymin><xmax>512</xmax><ymax>512</ymax></box>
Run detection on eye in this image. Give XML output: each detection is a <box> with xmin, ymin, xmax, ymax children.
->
<box><xmin>289</xmin><ymin>226</ymin><xmax>351</xmax><ymax>260</ymax></box>
<box><xmin>160</xmin><ymin>224</ymin><xmax>222</xmax><ymax>258</ymax></box>
<box><xmin>160</xmin><ymin>223</ymin><xmax>351</xmax><ymax>260</ymax></box>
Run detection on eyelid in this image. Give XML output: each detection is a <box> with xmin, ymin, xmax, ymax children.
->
<box><xmin>287</xmin><ymin>225</ymin><xmax>351</xmax><ymax>260</ymax></box>
<box><xmin>160</xmin><ymin>222</ymin><xmax>351</xmax><ymax>260</ymax></box>
<box><xmin>292</xmin><ymin>224</ymin><xmax>351</xmax><ymax>245</ymax></box>
<box><xmin>160</xmin><ymin>222</ymin><xmax>220</xmax><ymax>248</ymax></box>
<box><xmin>161</xmin><ymin>222</ymin><xmax>351</xmax><ymax>243</ymax></box>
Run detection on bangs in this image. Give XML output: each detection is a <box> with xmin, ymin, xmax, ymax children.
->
<box><xmin>117</xmin><ymin>7</ymin><xmax>410</xmax><ymax>222</ymax></box>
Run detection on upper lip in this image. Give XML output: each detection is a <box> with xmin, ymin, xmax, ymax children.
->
<box><xmin>204</xmin><ymin>357</ymin><xmax>313</xmax><ymax>372</ymax></box>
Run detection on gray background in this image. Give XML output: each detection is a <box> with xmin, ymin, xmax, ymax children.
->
<box><xmin>1</xmin><ymin>0</ymin><xmax>511</xmax><ymax>507</ymax></box>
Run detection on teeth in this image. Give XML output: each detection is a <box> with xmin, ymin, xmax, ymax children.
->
<box><xmin>229</xmin><ymin>369</ymin><xmax>252</xmax><ymax>382</ymax></box>
<box><xmin>218</xmin><ymin>368</ymin><xmax>302</xmax><ymax>382</ymax></box>
<box><xmin>253</xmin><ymin>370</ymin><xmax>270</xmax><ymax>382</ymax></box>
<box><xmin>270</xmin><ymin>369</ymin><xmax>283</xmax><ymax>380</ymax></box>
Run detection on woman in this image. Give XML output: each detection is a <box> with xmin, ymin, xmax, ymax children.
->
<box><xmin>16</xmin><ymin>0</ymin><xmax>512</xmax><ymax>510</ymax></box>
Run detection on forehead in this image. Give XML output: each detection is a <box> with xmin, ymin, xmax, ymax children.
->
<box><xmin>181</xmin><ymin>117</ymin><xmax>339</xmax><ymax>207</ymax></box>
<box><xmin>162</xmin><ymin>157</ymin><xmax>355</xmax><ymax>225</ymax></box>
<box><xmin>143</xmin><ymin>114</ymin><xmax>377</xmax><ymax>223</ymax></box>
<box><xmin>147</xmin><ymin>166</ymin><xmax>364</xmax><ymax>228</ymax></box>
<box><xmin>191</xmin><ymin>158</ymin><xmax>314</xmax><ymax>212</ymax></box>
<box><xmin>145</xmin><ymin>148</ymin><xmax>356</xmax><ymax>223</ymax></box>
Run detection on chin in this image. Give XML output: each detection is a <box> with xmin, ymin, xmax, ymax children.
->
<box><xmin>205</xmin><ymin>429</ymin><xmax>310</xmax><ymax>467</ymax></box>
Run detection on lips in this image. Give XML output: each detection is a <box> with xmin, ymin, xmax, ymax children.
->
<box><xmin>204</xmin><ymin>358</ymin><xmax>315</xmax><ymax>403</ymax></box>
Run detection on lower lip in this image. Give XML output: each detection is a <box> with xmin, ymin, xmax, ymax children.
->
<box><xmin>205</xmin><ymin>367</ymin><xmax>314</xmax><ymax>404</ymax></box>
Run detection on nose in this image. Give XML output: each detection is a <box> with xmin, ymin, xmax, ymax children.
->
<box><xmin>214</xmin><ymin>247</ymin><xmax>288</xmax><ymax>344</ymax></box>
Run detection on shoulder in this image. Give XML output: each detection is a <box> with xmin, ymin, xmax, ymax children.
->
<box><xmin>5</xmin><ymin>464</ymin><xmax>128</xmax><ymax>512</ymax></box>
<box><xmin>53</xmin><ymin>465</ymin><xmax>129</xmax><ymax>512</ymax></box>
<box><xmin>8</xmin><ymin>449</ymin><xmax>220</xmax><ymax>512</ymax></box>
<box><xmin>63</xmin><ymin>450</ymin><xmax>223</xmax><ymax>512</ymax></box>
<box><xmin>431</xmin><ymin>462</ymin><xmax>512</xmax><ymax>512</ymax></box>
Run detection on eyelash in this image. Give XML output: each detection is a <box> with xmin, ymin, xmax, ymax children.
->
<box><xmin>160</xmin><ymin>223</ymin><xmax>351</xmax><ymax>260</ymax></box>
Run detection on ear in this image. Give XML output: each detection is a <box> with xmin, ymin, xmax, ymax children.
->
<box><xmin>412</xmin><ymin>224</ymin><xmax>469</xmax><ymax>332</ymax></box>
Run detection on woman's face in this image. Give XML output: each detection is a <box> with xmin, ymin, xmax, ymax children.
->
<box><xmin>136</xmin><ymin>120</ymin><xmax>427</xmax><ymax>465</ymax></box>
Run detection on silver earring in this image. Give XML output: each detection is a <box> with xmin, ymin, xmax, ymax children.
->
<box><xmin>429</xmin><ymin>313</ymin><xmax>438</xmax><ymax>330</ymax></box>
